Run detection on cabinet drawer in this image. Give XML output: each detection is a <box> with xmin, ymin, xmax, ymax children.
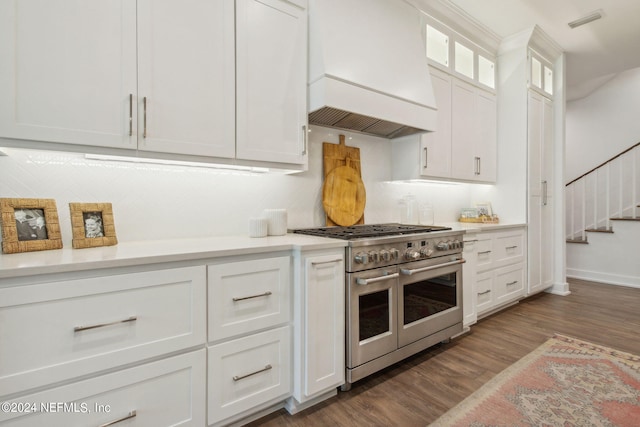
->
<box><xmin>208</xmin><ymin>256</ymin><xmax>290</xmax><ymax>342</ymax></box>
<box><xmin>208</xmin><ymin>326</ymin><xmax>291</xmax><ymax>425</ymax></box>
<box><xmin>475</xmin><ymin>271</ymin><xmax>494</xmax><ymax>314</ymax></box>
<box><xmin>494</xmin><ymin>263</ymin><xmax>525</xmax><ymax>305</ymax></box>
<box><xmin>0</xmin><ymin>349</ymin><xmax>206</xmax><ymax>426</ymax></box>
<box><xmin>494</xmin><ymin>231</ymin><xmax>525</xmax><ymax>268</ymax></box>
<box><xmin>475</xmin><ymin>236</ymin><xmax>493</xmax><ymax>271</ymax></box>
<box><xmin>0</xmin><ymin>266</ymin><xmax>206</xmax><ymax>395</ymax></box>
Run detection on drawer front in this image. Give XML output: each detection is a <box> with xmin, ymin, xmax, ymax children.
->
<box><xmin>475</xmin><ymin>271</ymin><xmax>494</xmax><ymax>314</ymax></box>
<box><xmin>0</xmin><ymin>349</ymin><xmax>206</xmax><ymax>426</ymax></box>
<box><xmin>475</xmin><ymin>236</ymin><xmax>494</xmax><ymax>271</ymax></box>
<box><xmin>494</xmin><ymin>263</ymin><xmax>525</xmax><ymax>305</ymax></box>
<box><xmin>208</xmin><ymin>326</ymin><xmax>291</xmax><ymax>425</ymax></box>
<box><xmin>0</xmin><ymin>266</ymin><xmax>206</xmax><ymax>395</ymax></box>
<box><xmin>208</xmin><ymin>256</ymin><xmax>290</xmax><ymax>342</ymax></box>
<box><xmin>494</xmin><ymin>231</ymin><xmax>525</xmax><ymax>268</ymax></box>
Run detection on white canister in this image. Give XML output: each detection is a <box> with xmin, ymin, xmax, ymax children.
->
<box><xmin>248</xmin><ymin>217</ymin><xmax>268</xmax><ymax>238</ymax></box>
<box><xmin>263</xmin><ymin>209</ymin><xmax>288</xmax><ymax>236</ymax></box>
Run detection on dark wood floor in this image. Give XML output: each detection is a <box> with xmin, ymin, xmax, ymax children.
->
<box><xmin>247</xmin><ymin>279</ymin><xmax>640</xmax><ymax>426</ymax></box>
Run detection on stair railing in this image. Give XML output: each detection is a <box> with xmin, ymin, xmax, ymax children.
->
<box><xmin>565</xmin><ymin>142</ymin><xmax>639</xmax><ymax>241</ymax></box>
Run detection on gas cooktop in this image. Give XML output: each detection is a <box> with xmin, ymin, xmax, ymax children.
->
<box><xmin>291</xmin><ymin>223</ymin><xmax>452</xmax><ymax>240</ymax></box>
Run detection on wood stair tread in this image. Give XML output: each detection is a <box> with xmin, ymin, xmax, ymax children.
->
<box><xmin>585</xmin><ymin>227</ymin><xmax>614</xmax><ymax>233</ymax></box>
<box><xmin>610</xmin><ymin>216</ymin><xmax>640</xmax><ymax>221</ymax></box>
<box><xmin>566</xmin><ymin>237</ymin><xmax>588</xmax><ymax>244</ymax></box>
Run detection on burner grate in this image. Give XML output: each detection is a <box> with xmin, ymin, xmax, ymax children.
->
<box><xmin>292</xmin><ymin>223</ymin><xmax>451</xmax><ymax>240</ymax></box>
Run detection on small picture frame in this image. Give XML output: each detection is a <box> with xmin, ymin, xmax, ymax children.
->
<box><xmin>0</xmin><ymin>198</ymin><xmax>63</xmax><ymax>254</ymax></box>
<box><xmin>475</xmin><ymin>202</ymin><xmax>493</xmax><ymax>217</ymax></box>
<box><xmin>69</xmin><ymin>202</ymin><xmax>118</xmax><ymax>249</ymax></box>
<box><xmin>460</xmin><ymin>208</ymin><xmax>479</xmax><ymax>219</ymax></box>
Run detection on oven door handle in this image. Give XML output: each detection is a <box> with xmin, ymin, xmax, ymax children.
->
<box><xmin>356</xmin><ymin>272</ymin><xmax>399</xmax><ymax>286</ymax></box>
<box><xmin>400</xmin><ymin>258</ymin><xmax>466</xmax><ymax>276</ymax></box>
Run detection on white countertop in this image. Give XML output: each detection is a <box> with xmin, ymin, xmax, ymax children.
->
<box><xmin>0</xmin><ymin>234</ymin><xmax>347</xmax><ymax>279</ymax></box>
<box><xmin>442</xmin><ymin>222</ymin><xmax>527</xmax><ymax>233</ymax></box>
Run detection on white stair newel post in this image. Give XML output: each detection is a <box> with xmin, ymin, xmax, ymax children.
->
<box><xmin>606</xmin><ymin>163</ymin><xmax>611</xmax><ymax>231</ymax></box>
<box><xmin>580</xmin><ymin>179</ymin><xmax>586</xmax><ymax>240</ymax></box>
<box><xmin>593</xmin><ymin>171</ymin><xmax>598</xmax><ymax>230</ymax></box>
<box><xmin>633</xmin><ymin>146</ymin><xmax>637</xmax><ymax>219</ymax></box>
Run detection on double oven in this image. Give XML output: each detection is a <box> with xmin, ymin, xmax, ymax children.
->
<box><xmin>293</xmin><ymin>224</ymin><xmax>465</xmax><ymax>390</ymax></box>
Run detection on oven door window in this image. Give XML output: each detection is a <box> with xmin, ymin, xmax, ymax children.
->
<box><xmin>403</xmin><ymin>272</ymin><xmax>457</xmax><ymax>325</ymax></box>
<box><xmin>359</xmin><ymin>290</ymin><xmax>391</xmax><ymax>341</ymax></box>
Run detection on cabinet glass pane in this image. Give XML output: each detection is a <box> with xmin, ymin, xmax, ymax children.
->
<box><xmin>426</xmin><ymin>25</ymin><xmax>449</xmax><ymax>66</ymax></box>
<box><xmin>454</xmin><ymin>42</ymin><xmax>474</xmax><ymax>79</ymax></box>
<box><xmin>478</xmin><ymin>55</ymin><xmax>495</xmax><ymax>89</ymax></box>
<box><xmin>531</xmin><ymin>56</ymin><xmax>542</xmax><ymax>88</ymax></box>
<box><xmin>544</xmin><ymin>66</ymin><xmax>553</xmax><ymax>95</ymax></box>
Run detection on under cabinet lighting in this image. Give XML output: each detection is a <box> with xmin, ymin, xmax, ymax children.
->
<box><xmin>84</xmin><ymin>154</ymin><xmax>271</xmax><ymax>174</ymax></box>
<box><xmin>568</xmin><ymin>10</ymin><xmax>603</xmax><ymax>29</ymax></box>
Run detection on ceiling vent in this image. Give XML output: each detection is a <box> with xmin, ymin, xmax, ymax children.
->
<box><xmin>568</xmin><ymin>9</ymin><xmax>603</xmax><ymax>29</ymax></box>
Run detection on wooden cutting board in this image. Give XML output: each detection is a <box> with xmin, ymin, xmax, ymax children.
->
<box><xmin>322</xmin><ymin>135</ymin><xmax>365</xmax><ymax>226</ymax></box>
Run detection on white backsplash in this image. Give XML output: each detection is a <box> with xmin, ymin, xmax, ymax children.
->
<box><xmin>0</xmin><ymin>127</ymin><xmax>475</xmax><ymax>245</ymax></box>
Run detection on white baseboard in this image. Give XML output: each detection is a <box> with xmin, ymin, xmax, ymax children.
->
<box><xmin>547</xmin><ymin>281</ymin><xmax>571</xmax><ymax>296</ymax></box>
<box><xmin>566</xmin><ymin>268</ymin><xmax>640</xmax><ymax>289</ymax></box>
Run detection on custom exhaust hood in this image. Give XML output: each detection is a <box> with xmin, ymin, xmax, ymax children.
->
<box><xmin>308</xmin><ymin>0</ymin><xmax>437</xmax><ymax>139</ymax></box>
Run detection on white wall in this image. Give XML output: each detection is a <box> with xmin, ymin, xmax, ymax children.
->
<box><xmin>566</xmin><ymin>67</ymin><xmax>640</xmax><ymax>182</ymax></box>
<box><xmin>0</xmin><ymin>126</ymin><xmax>478</xmax><ymax>246</ymax></box>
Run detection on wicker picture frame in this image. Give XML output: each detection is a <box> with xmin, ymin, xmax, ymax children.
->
<box><xmin>69</xmin><ymin>202</ymin><xmax>118</xmax><ymax>249</ymax></box>
<box><xmin>0</xmin><ymin>198</ymin><xmax>63</xmax><ymax>254</ymax></box>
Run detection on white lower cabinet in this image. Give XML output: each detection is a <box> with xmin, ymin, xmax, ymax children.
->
<box><xmin>287</xmin><ymin>249</ymin><xmax>345</xmax><ymax>413</ymax></box>
<box><xmin>471</xmin><ymin>227</ymin><xmax>527</xmax><ymax>318</ymax></box>
<box><xmin>207</xmin><ymin>327</ymin><xmax>291</xmax><ymax>425</ymax></box>
<box><xmin>0</xmin><ymin>266</ymin><xmax>207</xmax><ymax>426</ymax></box>
<box><xmin>0</xmin><ymin>266</ymin><xmax>206</xmax><ymax>396</ymax></box>
<box><xmin>207</xmin><ymin>255</ymin><xmax>292</xmax><ymax>426</ymax></box>
<box><xmin>0</xmin><ymin>350</ymin><xmax>206</xmax><ymax>426</ymax></box>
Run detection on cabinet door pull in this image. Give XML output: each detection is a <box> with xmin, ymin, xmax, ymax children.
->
<box><xmin>478</xmin><ymin>250</ymin><xmax>492</xmax><ymax>255</ymax></box>
<box><xmin>233</xmin><ymin>364</ymin><xmax>272</xmax><ymax>381</ymax></box>
<box><xmin>143</xmin><ymin>96</ymin><xmax>148</xmax><ymax>138</ymax></box>
<box><xmin>506</xmin><ymin>245</ymin><xmax>518</xmax><ymax>250</ymax></box>
<box><xmin>128</xmin><ymin>94</ymin><xmax>133</xmax><ymax>136</ymax></box>
<box><xmin>74</xmin><ymin>316</ymin><xmax>137</xmax><ymax>333</ymax></box>
<box><xmin>98</xmin><ymin>410</ymin><xmax>137</xmax><ymax>427</ymax></box>
<box><xmin>311</xmin><ymin>258</ymin><xmax>342</xmax><ymax>266</ymax></box>
<box><xmin>477</xmin><ymin>290</ymin><xmax>491</xmax><ymax>295</ymax></box>
<box><xmin>232</xmin><ymin>291</ymin><xmax>272</xmax><ymax>302</ymax></box>
<box><xmin>542</xmin><ymin>180</ymin><xmax>548</xmax><ymax>206</ymax></box>
<box><xmin>506</xmin><ymin>280</ymin><xmax>519</xmax><ymax>286</ymax></box>
<box><xmin>302</xmin><ymin>125</ymin><xmax>308</xmax><ymax>155</ymax></box>
<box><xmin>423</xmin><ymin>147</ymin><xmax>428</xmax><ymax>169</ymax></box>
<box><xmin>475</xmin><ymin>156</ymin><xmax>481</xmax><ymax>175</ymax></box>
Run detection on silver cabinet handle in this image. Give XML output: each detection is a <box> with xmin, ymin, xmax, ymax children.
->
<box><xmin>506</xmin><ymin>245</ymin><xmax>518</xmax><ymax>250</ymax></box>
<box><xmin>475</xmin><ymin>156</ymin><xmax>481</xmax><ymax>175</ymax></box>
<box><xmin>506</xmin><ymin>280</ymin><xmax>519</xmax><ymax>286</ymax></box>
<box><xmin>478</xmin><ymin>250</ymin><xmax>492</xmax><ymax>255</ymax></box>
<box><xmin>143</xmin><ymin>96</ymin><xmax>148</xmax><ymax>138</ymax></box>
<box><xmin>400</xmin><ymin>258</ymin><xmax>465</xmax><ymax>276</ymax></box>
<box><xmin>98</xmin><ymin>410</ymin><xmax>137</xmax><ymax>427</ymax></box>
<box><xmin>128</xmin><ymin>94</ymin><xmax>133</xmax><ymax>136</ymax></box>
<box><xmin>232</xmin><ymin>291</ymin><xmax>272</xmax><ymax>302</ymax></box>
<box><xmin>74</xmin><ymin>316</ymin><xmax>137</xmax><ymax>333</ymax></box>
<box><xmin>302</xmin><ymin>125</ymin><xmax>308</xmax><ymax>155</ymax></box>
<box><xmin>233</xmin><ymin>364</ymin><xmax>272</xmax><ymax>381</ymax></box>
<box><xmin>478</xmin><ymin>290</ymin><xmax>491</xmax><ymax>295</ymax></box>
<box><xmin>356</xmin><ymin>272</ymin><xmax>399</xmax><ymax>285</ymax></box>
<box><xmin>542</xmin><ymin>180</ymin><xmax>548</xmax><ymax>206</ymax></box>
<box><xmin>423</xmin><ymin>147</ymin><xmax>428</xmax><ymax>169</ymax></box>
<box><xmin>311</xmin><ymin>258</ymin><xmax>342</xmax><ymax>266</ymax></box>
<box><xmin>463</xmin><ymin>239</ymin><xmax>478</xmax><ymax>244</ymax></box>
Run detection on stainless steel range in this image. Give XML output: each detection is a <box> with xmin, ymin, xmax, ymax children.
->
<box><xmin>292</xmin><ymin>223</ymin><xmax>465</xmax><ymax>390</ymax></box>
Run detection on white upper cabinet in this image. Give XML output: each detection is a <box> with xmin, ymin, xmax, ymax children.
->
<box><xmin>0</xmin><ymin>1</ymin><xmax>137</xmax><ymax>149</ymax></box>
<box><xmin>236</xmin><ymin>0</ymin><xmax>308</xmax><ymax>165</ymax></box>
<box><xmin>0</xmin><ymin>0</ymin><xmax>308</xmax><ymax>170</ymax></box>
<box><xmin>451</xmin><ymin>79</ymin><xmax>497</xmax><ymax>182</ymax></box>
<box><xmin>421</xmin><ymin>68</ymin><xmax>453</xmax><ymax>178</ymax></box>
<box><xmin>136</xmin><ymin>0</ymin><xmax>235</xmax><ymax>158</ymax></box>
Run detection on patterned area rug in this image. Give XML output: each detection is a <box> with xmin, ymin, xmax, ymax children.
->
<box><xmin>430</xmin><ymin>335</ymin><xmax>640</xmax><ymax>426</ymax></box>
